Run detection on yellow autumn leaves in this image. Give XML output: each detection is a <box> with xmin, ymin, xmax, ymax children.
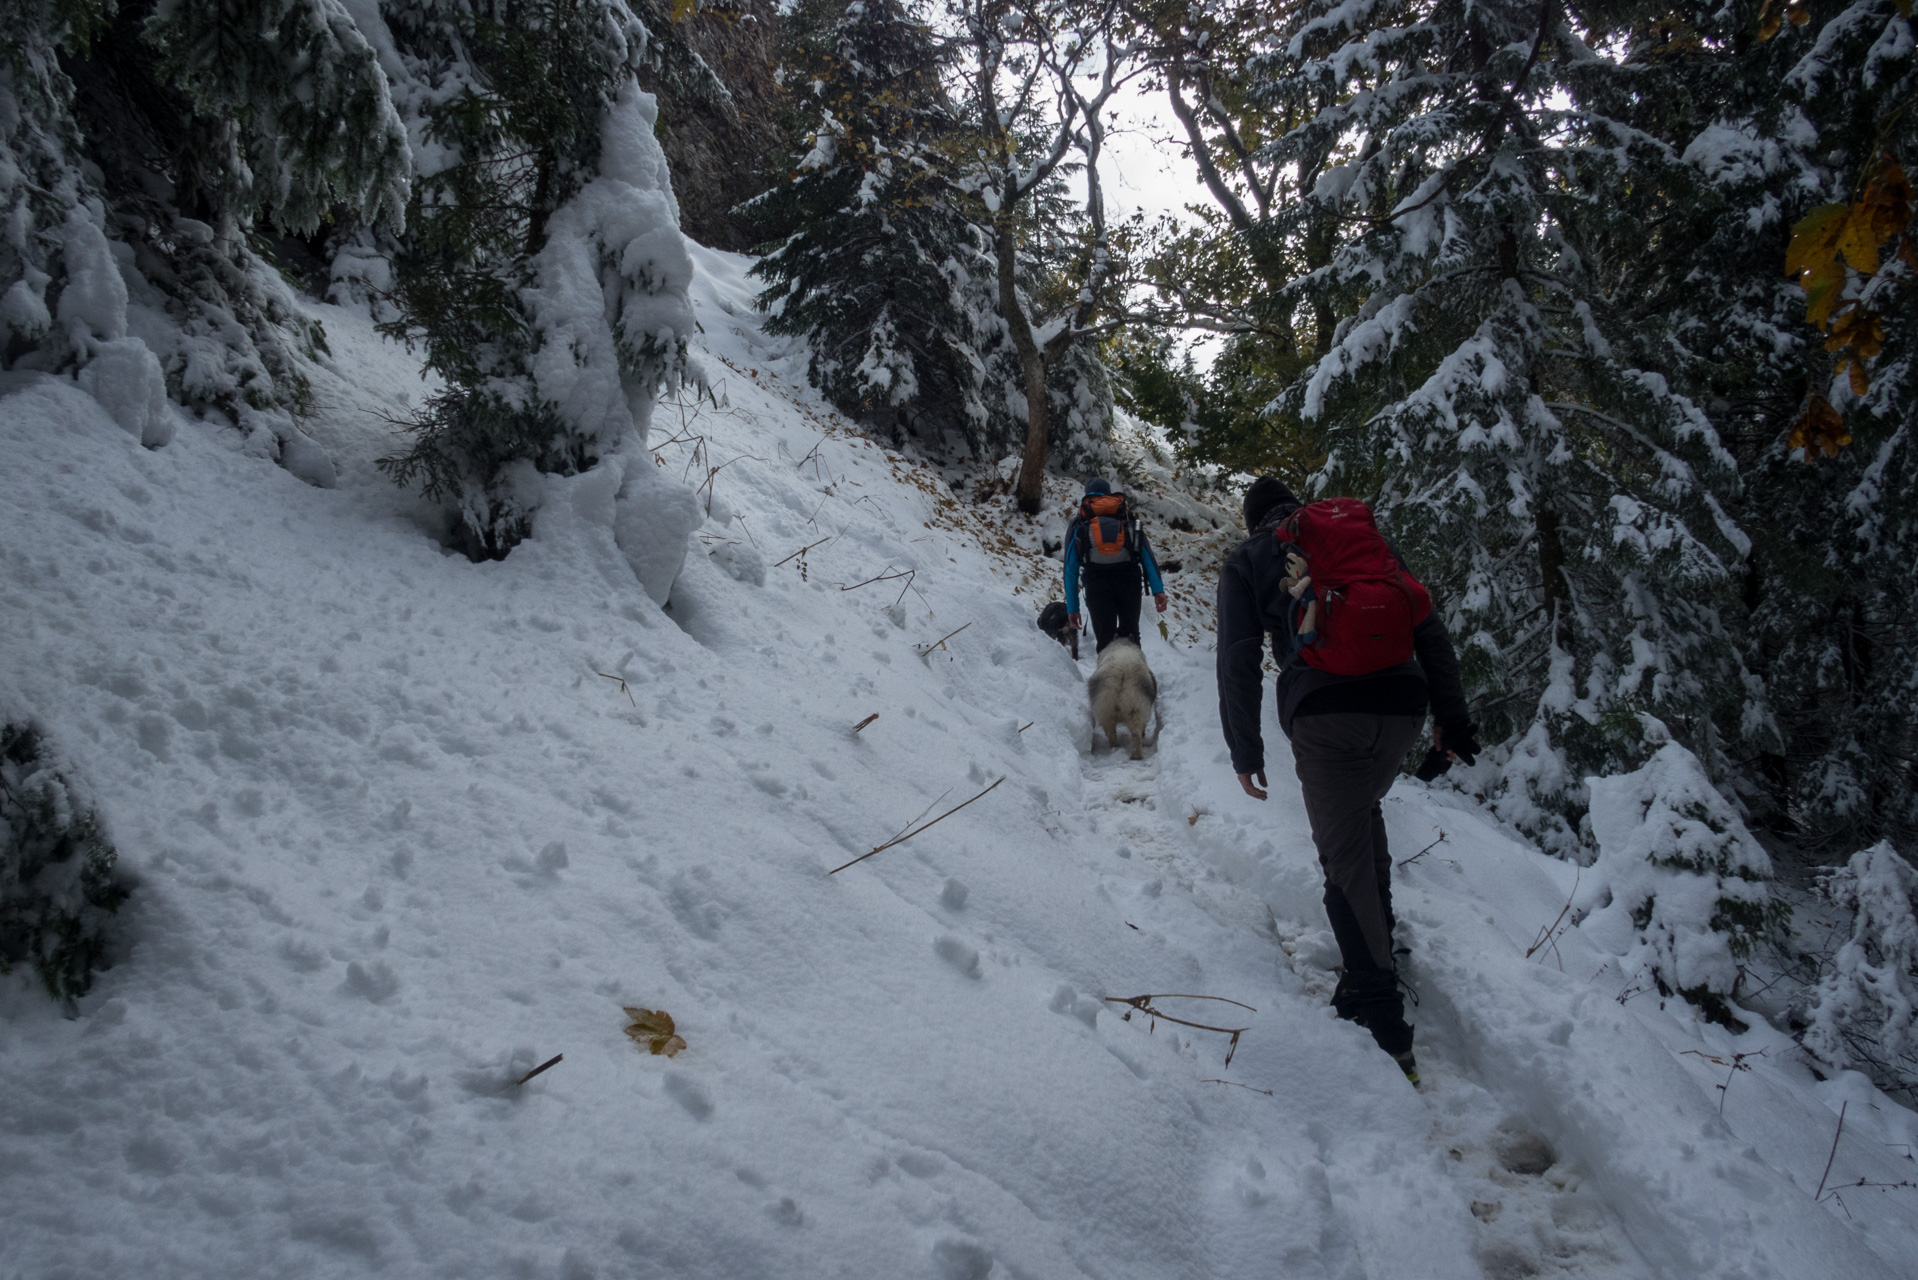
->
<box><xmin>1783</xmin><ymin>161</ymin><xmax>1914</xmax><ymax>460</ymax></box>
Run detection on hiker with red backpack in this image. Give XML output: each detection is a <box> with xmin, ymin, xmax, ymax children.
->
<box><xmin>1064</xmin><ymin>479</ymin><xmax>1166</xmax><ymax>653</ymax></box>
<box><xmin>1215</xmin><ymin>477</ymin><xmax>1480</xmax><ymax>1084</ymax></box>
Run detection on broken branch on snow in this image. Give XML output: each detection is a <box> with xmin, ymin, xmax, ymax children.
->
<box><xmin>829</xmin><ymin>776</ymin><xmax>1006</xmax><ymax>875</ymax></box>
<box><xmin>1104</xmin><ymin>993</ymin><xmax>1256</xmax><ymax>1067</ymax></box>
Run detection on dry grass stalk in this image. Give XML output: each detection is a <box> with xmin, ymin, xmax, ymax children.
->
<box><xmin>852</xmin><ymin>714</ymin><xmax>879</xmax><ymax>733</ymax></box>
<box><xmin>594</xmin><ymin>672</ymin><xmax>636</xmax><ymax>707</ymax></box>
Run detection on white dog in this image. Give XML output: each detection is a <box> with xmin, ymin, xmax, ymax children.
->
<box><xmin>1086</xmin><ymin>638</ymin><xmax>1158</xmax><ymax>759</ymax></box>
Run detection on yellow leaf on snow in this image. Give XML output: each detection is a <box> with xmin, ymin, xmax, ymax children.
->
<box><xmin>623</xmin><ymin>1006</ymin><xmax>688</xmax><ymax>1057</ymax></box>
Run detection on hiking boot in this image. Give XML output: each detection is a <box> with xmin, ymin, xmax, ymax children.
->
<box><xmin>1391</xmin><ymin>1049</ymin><xmax>1420</xmax><ymax>1086</ymax></box>
<box><xmin>1331</xmin><ymin>970</ymin><xmax>1415</xmax><ymax>1060</ymax></box>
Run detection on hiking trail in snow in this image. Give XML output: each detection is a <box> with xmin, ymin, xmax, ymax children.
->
<box><xmin>2</xmin><ymin>241</ymin><xmax>1915</xmax><ymax>1279</ymax></box>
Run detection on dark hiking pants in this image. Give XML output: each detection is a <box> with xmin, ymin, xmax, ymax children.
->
<box><xmin>1291</xmin><ymin>712</ymin><xmax>1424</xmax><ymax>1050</ymax></box>
<box><xmin>1083</xmin><ymin>565</ymin><xmax>1143</xmax><ymax>652</ymax></box>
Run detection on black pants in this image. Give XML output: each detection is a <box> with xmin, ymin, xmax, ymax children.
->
<box><xmin>1290</xmin><ymin>712</ymin><xmax>1425</xmax><ymax>1053</ymax></box>
<box><xmin>1082</xmin><ymin>566</ymin><xmax>1143</xmax><ymax>652</ymax></box>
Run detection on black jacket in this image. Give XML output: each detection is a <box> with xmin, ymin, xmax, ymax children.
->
<box><xmin>1216</xmin><ymin>506</ymin><xmax>1470</xmax><ymax>775</ymax></box>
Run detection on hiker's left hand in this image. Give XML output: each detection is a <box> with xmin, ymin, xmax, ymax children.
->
<box><xmin>1237</xmin><ymin>770</ymin><xmax>1268</xmax><ymax>800</ymax></box>
<box><xmin>1153</xmin><ymin>593</ymin><xmax>1167</xmax><ymax>613</ymax></box>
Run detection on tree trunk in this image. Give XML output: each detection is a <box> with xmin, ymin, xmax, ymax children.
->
<box><xmin>997</xmin><ymin>212</ymin><xmax>1050</xmax><ymax>515</ymax></box>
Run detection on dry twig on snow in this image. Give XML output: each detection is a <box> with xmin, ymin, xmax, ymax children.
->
<box><xmin>594</xmin><ymin>672</ymin><xmax>636</xmax><ymax>707</ymax></box>
<box><xmin>829</xmin><ymin>777</ymin><xmax>1006</xmax><ymax>875</ymax></box>
<box><xmin>1105</xmin><ymin>994</ymin><xmax>1256</xmax><ymax>1067</ymax></box>
<box><xmin>915</xmin><ymin>621</ymin><xmax>972</xmax><ymax>659</ymax></box>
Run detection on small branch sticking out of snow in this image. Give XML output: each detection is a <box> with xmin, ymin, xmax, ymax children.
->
<box><xmin>514</xmin><ymin>1054</ymin><xmax>563</xmax><ymax>1087</ymax></box>
<box><xmin>852</xmin><ymin>714</ymin><xmax>878</xmax><ymax>734</ymax></box>
<box><xmin>1397</xmin><ymin>830</ymin><xmax>1450</xmax><ymax>867</ymax></box>
<box><xmin>1525</xmin><ymin>869</ymin><xmax>1582</xmax><ymax>970</ymax></box>
<box><xmin>829</xmin><ymin>776</ymin><xmax>1005</xmax><ymax>876</ymax></box>
<box><xmin>1200</xmin><ymin>1078</ymin><xmax>1273</xmax><ymax>1096</ymax></box>
<box><xmin>1104</xmin><ymin>994</ymin><xmax>1256</xmax><ymax>1067</ymax></box>
<box><xmin>839</xmin><ymin>567</ymin><xmax>915</xmax><ymax>607</ymax></box>
<box><xmin>915</xmin><ymin>621</ymin><xmax>972</xmax><ymax>659</ymax></box>
<box><xmin>1680</xmin><ymin>1048</ymin><xmax>1765</xmax><ymax>1116</ymax></box>
<box><xmin>773</xmin><ymin>537</ymin><xmax>833</xmax><ymax>581</ymax></box>
<box><xmin>1817</xmin><ymin>1102</ymin><xmax>1848</xmax><ymax>1203</ymax></box>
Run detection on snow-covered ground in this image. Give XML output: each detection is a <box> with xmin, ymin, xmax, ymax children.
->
<box><xmin>4</xmin><ymin>242</ymin><xmax>1916</xmax><ymax>1279</ymax></box>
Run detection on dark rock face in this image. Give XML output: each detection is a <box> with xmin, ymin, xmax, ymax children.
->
<box><xmin>638</xmin><ymin>0</ymin><xmax>790</xmax><ymax>252</ymax></box>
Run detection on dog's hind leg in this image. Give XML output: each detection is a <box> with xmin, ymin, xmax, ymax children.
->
<box><xmin>1124</xmin><ymin>705</ymin><xmax>1148</xmax><ymax>759</ymax></box>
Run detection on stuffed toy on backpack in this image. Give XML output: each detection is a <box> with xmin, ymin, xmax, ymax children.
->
<box><xmin>1274</xmin><ymin>498</ymin><xmax>1432</xmax><ymax>676</ymax></box>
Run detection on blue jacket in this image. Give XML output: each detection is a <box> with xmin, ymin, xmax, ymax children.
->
<box><xmin>1063</xmin><ymin>517</ymin><xmax>1165</xmax><ymax>613</ymax></box>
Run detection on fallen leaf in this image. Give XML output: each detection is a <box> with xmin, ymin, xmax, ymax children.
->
<box><xmin>623</xmin><ymin>1006</ymin><xmax>688</xmax><ymax>1057</ymax></box>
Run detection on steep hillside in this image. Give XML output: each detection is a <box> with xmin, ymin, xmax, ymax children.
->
<box><xmin>2</xmin><ymin>243</ymin><xmax>1915</xmax><ymax>1280</ymax></box>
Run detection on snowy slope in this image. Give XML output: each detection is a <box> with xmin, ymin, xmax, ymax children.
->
<box><xmin>3</xmin><ymin>242</ymin><xmax>1915</xmax><ymax>1280</ymax></box>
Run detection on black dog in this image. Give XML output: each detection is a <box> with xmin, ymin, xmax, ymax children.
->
<box><xmin>1036</xmin><ymin>601</ymin><xmax>1079</xmax><ymax>659</ymax></box>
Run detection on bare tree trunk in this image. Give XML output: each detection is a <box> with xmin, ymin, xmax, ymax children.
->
<box><xmin>1014</xmin><ymin>351</ymin><xmax>1051</xmax><ymax>513</ymax></box>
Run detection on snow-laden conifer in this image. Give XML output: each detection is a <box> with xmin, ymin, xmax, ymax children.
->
<box><xmin>0</xmin><ymin>719</ymin><xmax>130</xmax><ymax>1004</ymax></box>
<box><xmin>1665</xmin><ymin>0</ymin><xmax>1918</xmax><ymax>849</ymax></box>
<box><xmin>2</xmin><ymin>0</ymin><xmax>410</xmax><ymax>474</ymax></box>
<box><xmin>1801</xmin><ymin>841</ymin><xmax>1918</xmax><ymax>1096</ymax></box>
<box><xmin>749</xmin><ymin>0</ymin><xmax>1002</xmax><ymax>457</ymax></box>
<box><xmin>1253</xmin><ymin>0</ymin><xmax>1762</xmax><ymax>853</ymax></box>
<box><xmin>1577</xmin><ymin>727</ymin><xmax>1786</xmax><ymax>1026</ymax></box>
<box><xmin>376</xmin><ymin>0</ymin><xmax>697</xmax><ymax>559</ymax></box>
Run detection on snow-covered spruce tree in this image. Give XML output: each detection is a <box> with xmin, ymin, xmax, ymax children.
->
<box><xmin>0</xmin><ymin>720</ymin><xmax>130</xmax><ymax>1004</ymax></box>
<box><xmin>1705</xmin><ymin>1</ymin><xmax>1918</xmax><ymax>850</ymax></box>
<box><xmin>1801</xmin><ymin>841</ymin><xmax>1918</xmax><ymax>1098</ymax></box>
<box><xmin>377</xmin><ymin>0</ymin><xmax>698</xmax><ymax>560</ymax></box>
<box><xmin>1576</xmin><ymin>726</ymin><xmax>1788</xmax><ymax>1027</ymax></box>
<box><xmin>2</xmin><ymin>0</ymin><xmax>410</xmax><ymax>474</ymax></box>
<box><xmin>748</xmin><ymin>0</ymin><xmax>997</xmax><ymax>456</ymax></box>
<box><xmin>1255</xmin><ymin>0</ymin><xmax>1761</xmax><ymax>854</ymax></box>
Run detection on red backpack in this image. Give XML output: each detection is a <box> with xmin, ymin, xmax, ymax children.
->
<box><xmin>1275</xmin><ymin>498</ymin><xmax>1432</xmax><ymax>676</ymax></box>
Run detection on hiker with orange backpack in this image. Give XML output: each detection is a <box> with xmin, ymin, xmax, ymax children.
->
<box><xmin>1215</xmin><ymin>477</ymin><xmax>1480</xmax><ymax>1084</ymax></box>
<box><xmin>1064</xmin><ymin>479</ymin><xmax>1166</xmax><ymax>653</ymax></box>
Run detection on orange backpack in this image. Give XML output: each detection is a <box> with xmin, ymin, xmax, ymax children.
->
<box><xmin>1078</xmin><ymin>494</ymin><xmax>1137</xmax><ymax>566</ymax></box>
